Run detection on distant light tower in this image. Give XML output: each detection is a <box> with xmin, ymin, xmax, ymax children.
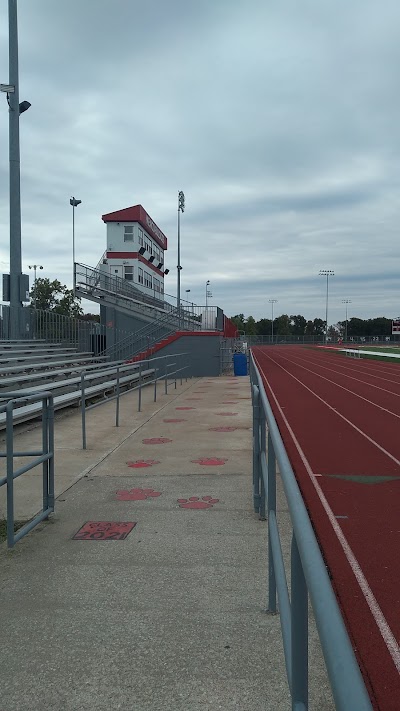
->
<box><xmin>177</xmin><ymin>190</ymin><xmax>185</xmax><ymax>327</ymax></box>
<box><xmin>28</xmin><ymin>263</ymin><xmax>43</xmax><ymax>307</ymax></box>
<box><xmin>70</xmin><ymin>197</ymin><xmax>82</xmax><ymax>292</ymax></box>
<box><xmin>342</xmin><ymin>299</ymin><xmax>351</xmax><ymax>342</ymax></box>
<box><xmin>268</xmin><ymin>299</ymin><xmax>278</xmax><ymax>343</ymax></box>
<box><xmin>319</xmin><ymin>270</ymin><xmax>335</xmax><ymax>343</ymax></box>
<box><xmin>205</xmin><ymin>280</ymin><xmax>212</xmax><ymax>308</ymax></box>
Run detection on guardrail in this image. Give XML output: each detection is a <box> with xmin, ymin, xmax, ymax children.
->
<box><xmin>249</xmin><ymin>352</ymin><xmax>372</xmax><ymax>711</ymax></box>
<box><xmin>80</xmin><ymin>352</ymin><xmax>190</xmax><ymax>449</ymax></box>
<box><xmin>0</xmin><ymin>391</ymin><xmax>54</xmax><ymax>548</ymax></box>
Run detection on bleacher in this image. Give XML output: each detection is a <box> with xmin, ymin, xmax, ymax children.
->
<box><xmin>0</xmin><ymin>340</ymin><xmax>155</xmax><ymax>428</ymax></box>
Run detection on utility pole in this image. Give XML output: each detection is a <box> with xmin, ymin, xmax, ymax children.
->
<box><xmin>177</xmin><ymin>190</ymin><xmax>185</xmax><ymax>328</ymax></box>
<box><xmin>342</xmin><ymin>299</ymin><xmax>351</xmax><ymax>342</ymax></box>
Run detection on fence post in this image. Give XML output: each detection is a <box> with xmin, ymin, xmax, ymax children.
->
<box><xmin>138</xmin><ymin>362</ymin><xmax>142</xmax><ymax>412</ymax></box>
<box><xmin>48</xmin><ymin>395</ymin><xmax>55</xmax><ymax>511</ymax></box>
<box><xmin>154</xmin><ymin>366</ymin><xmax>157</xmax><ymax>402</ymax></box>
<box><xmin>6</xmin><ymin>402</ymin><xmax>15</xmax><ymax>548</ymax></box>
<box><xmin>115</xmin><ymin>366</ymin><xmax>120</xmax><ymax>427</ymax></box>
<box><xmin>291</xmin><ymin>533</ymin><xmax>308</xmax><ymax>710</ymax></box>
<box><xmin>80</xmin><ymin>372</ymin><xmax>87</xmax><ymax>449</ymax></box>
<box><xmin>252</xmin><ymin>386</ymin><xmax>260</xmax><ymax>513</ymax></box>
<box><xmin>42</xmin><ymin>396</ymin><xmax>49</xmax><ymax>513</ymax></box>
<box><xmin>259</xmin><ymin>407</ymin><xmax>266</xmax><ymax>521</ymax></box>
<box><xmin>164</xmin><ymin>356</ymin><xmax>168</xmax><ymax>395</ymax></box>
<box><xmin>267</xmin><ymin>430</ymin><xmax>277</xmax><ymax>613</ymax></box>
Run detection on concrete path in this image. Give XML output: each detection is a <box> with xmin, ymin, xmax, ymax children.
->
<box><xmin>0</xmin><ymin>376</ymin><xmax>333</xmax><ymax>710</ymax></box>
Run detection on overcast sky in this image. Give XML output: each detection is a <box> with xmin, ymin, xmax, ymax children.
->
<box><xmin>1</xmin><ymin>0</ymin><xmax>400</xmax><ymax>324</ymax></box>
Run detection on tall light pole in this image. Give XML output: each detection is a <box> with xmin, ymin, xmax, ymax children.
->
<box><xmin>1</xmin><ymin>0</ymin><xmax>32</xmax><ymax>338</ymax></box>
<box><xmin>28</xmin><ymin>264</ymin><xmax>43</xmax><ymax>307</ymax></box>
<box><xmin>268</xmin><ymin>299</ymin><xmax>278</xmax><ymax>343</ymax></box>
<box><xmin>342</xmin><ymin>299</ymin><xmax>351</xmax><ymax>342</ymax></box>
<box><xmin>319</xmin><ymin>270</ymin><xmax>335</xmax><ymax>344</ymax></box>
<box><xmin>70</xmin><ymin>197</ymin><xmax>81</xmax><ymax>292</ymax></box>
<box><xmin>177</xmin><ymin>190</ymin><xmax>185</xmax><ymax>327</ymax></box>
<box><xmin>205</xmin><ymin>280</ymin><xmax>212</xmax><ymax>307</ymax></box>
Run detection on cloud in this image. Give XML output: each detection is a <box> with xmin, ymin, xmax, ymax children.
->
<box><xmin>0</xmin><ymin>0</ymin><xmax>400</xmax><ymax>325</ymax></box>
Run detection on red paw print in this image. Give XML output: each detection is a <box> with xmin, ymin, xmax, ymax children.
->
<box><xmin>142</xmin><ymin>437</ymin><xmax>172</xmax><ymax>444</ymax></box>
<box><xmin>177</xmin><ymin>496</ymin><xmax>219</xmax><ymax>509</ymax></box>
<box><xmin>126</xmin><ymin>459</ymin><xmax>160</xmax><ymax>468</ymax></box>
<box><xmin>191</xmin><ymin>457</ymin><xmax>227</xmax><ymax>466</ymax></box>
<box><xmin>209</xmin><ymin>426</ymin><xmax>237</xmax><ymax>432</ymax></box>
<box><xmin>116</xmin><ymin>488</ymin><xmax>161</xmax><ymax>501</ymax></box>
<box><xmin>216</xmin><ymin>412</ymin><xmax>238</xmax><ymax>416</ymax></box>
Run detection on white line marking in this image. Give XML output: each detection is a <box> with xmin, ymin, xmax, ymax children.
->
<box><xmin>253</xmin><ymin>351</ymin><xmax>400</xmax><ymax>673</ymax></box>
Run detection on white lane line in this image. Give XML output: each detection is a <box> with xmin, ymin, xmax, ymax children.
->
<box><xmin>287</xmin><ymin>352</ymin><xmax>400</xmax><ymax>398</ymax></box>
<box><xmin>273</xmin><ymin>350</ymin><xmax>400</xmax><ymax>426</ymax></box>
<box><xmin>253</xmin><ymin>352</ymin><xmax>400</xmax><ymax>673</ymax></box>
<box><xmin>302</xmin><ymin>352</ymin><xmax>400</xmax><ymax>388</ymax></box>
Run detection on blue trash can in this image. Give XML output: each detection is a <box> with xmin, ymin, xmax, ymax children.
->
<box><xmin>233</xmin><ymin>352</ymin><xmax>248</xmax><ymax>376</ymax></box>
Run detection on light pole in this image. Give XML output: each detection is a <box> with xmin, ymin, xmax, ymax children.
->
<box><xmin>177</xmin><ymin>190</ymin><xmax>185</xmax><ymax>327</ymax></box>
<box><xmin>205</xmin><ymin>280</ymin><xmax>212</xmax><ymax>308</ymax></box>
<box><xmin>342</xmin><ymin>299</ymin><xmax>351</xmax><ymax>342</ymax></box>
<box><xmin>268</xmin><ymin>299</ymin><xmax>277</xmax><ymax>343</ymax></box>
<box><xmin>185</xmin><ymin>289</ymin><xmax>194</xmax><ymax>314</ymax></box>
<box><xmin>28</xmin><ymin>264</ymin><xmax>43</xmax><ymax>307</ymax></box>
<box><xmin>1</xmin><ymin>0</ymin><xmax>32</xmax><ymax>338</ymax></box>
<box><xmin>319</xmin><ymin>270</ymin><xmax>335</xmax><ymax>344</ymax></box>
<box><xmin>70</xmin><ymin>197</ymin><xmax>82</xmax><ymax>292</ymax></box>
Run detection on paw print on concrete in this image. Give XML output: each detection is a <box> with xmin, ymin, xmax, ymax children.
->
<box><xmin>209</xmin><ymin>426</ymin><xmax>237</xmax><ymax>432</ymax></box>
<box><xmin>216</xmin><ymin>412</ymin><xmax>238</xmax><ymax>416</ymax></box>
<box><xmin>142</xmin><ymin>437</ymin><xmax>172</xmax><ymax>444</ymax></box>
<box><xmin>126</xmin><ymin>459</ymin><xmax>160</xmax><ymax>468</ymax></box>
<box><xmin>191</xmin><ymin>457</ymin><xmax>227</xmax><ymax>466</ymax></box>
<box><xmin>116</xmin><ymin>488</ymin><xmax>161</xmax><ymax>501</ymax></box>
<box><xmin>177</xmin><ymin>496</ymin><xmax>219</xmax><ymax>509</ymax></box>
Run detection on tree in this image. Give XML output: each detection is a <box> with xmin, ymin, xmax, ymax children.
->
<box><xmin>305</xmin><ymin>318</ymin><xmax>325</xmax><ymax>336</ymax></box>
<box><xmin>290</xmin><ymin>314</ymin><xmax>307</xmax><ymax>335</ymax></box>
<box><xmin>274</xmin><ymin>314</ymin><xmax>291</xmax><ymax>335</ymax></box>
<box><xmin>245</xmin><ymin>315</ymin><xmax>257</xmax><ymax>335</ymax></box>
<box><xmin>30</xmin><ymin>278</ymin><xmax>83</xmax><ymax>317</ymax></box>
<box><xmin>230</xmin><ymin>314</ymin><xmax>245</xmax><ymax>332</ymax></box>
<box><xmin>256</xmin><ymin>318</ymin><xmax>272</xmax><ymax>335</ymax></box>
<box><xmin>347</xmin><ymin>317</ymin><xmax>365</xmax><ymax>337</ymax></box>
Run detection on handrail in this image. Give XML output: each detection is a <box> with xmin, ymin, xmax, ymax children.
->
<box><xmin>249</xmin><ymin>352</ymin><xmax>373</xmax><ymax>711</ymax></box>
<box><xmin>0</xmin><ymin>390</ymin><xmax>54</xmax><ymax>548</ymax></box>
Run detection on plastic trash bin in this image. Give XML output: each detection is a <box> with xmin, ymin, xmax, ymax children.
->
<box><xmin>233</xmin><ymin>352</ymin><xmax>248</xmax><ymax>376</ymax></box>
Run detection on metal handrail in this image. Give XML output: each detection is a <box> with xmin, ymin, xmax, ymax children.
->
<box><xmin>250</xmin><ymin>352</ymin><xmax>372</xmax><ymax>711</ymax></box>
<box><xmin>0</xmin><ymin>390</ymin><xmax>54</xmax><ymax>548</ymax></box>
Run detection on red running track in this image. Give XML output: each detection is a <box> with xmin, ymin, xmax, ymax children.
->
<box><xmin>252</xmin><ymin>345</ymin><xmax>400</xmax><ymax>711</ymax></box>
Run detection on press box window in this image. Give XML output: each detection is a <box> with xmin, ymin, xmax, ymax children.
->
<box><xmin>144</xmin><ymin>272</ymin><xmax>152</xmax><ymax>288</ymax></box>
<box><xmin>124</xmin><ymin>266</ymin><xmax>134</xmax><ymax>281</ymax></box>
<box><xmin>124</xmin><ymin>226</ymin><xmax>134</xmax><ymax>242</ymax></box>
<box><xmin>138</xmin><ymin>267</ymin><xmax>144</xmax><ymax>284</ymax></box>
<box><xmin>138</xmin><ymin>228</ymin><xmax>143</xmax><ymax>246</ymax></box>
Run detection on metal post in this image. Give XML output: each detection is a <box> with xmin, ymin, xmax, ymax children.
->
<box><xmin>252</xmin><ymin>386</ymin><xmax>260</xmax><ymax>513</ymax></box>
<box><xmin>48</xmin><ymin>395</ymin><xmax>55</xmax><ymax>511</ymax></box>
<box><xmin>115</xmin><ymin>366</ymin><xmax>120</xmax><ymax>426</ymax></box>
<box><xmin>42</xmin><ymin>396</ymin><xmax>49</xmax><ymax>512</ymax></box>
<box><xmin>177</xmin><ymin>190</ymin><xmax>185</xmax><ymax>329</ymax></box>
<box><xmin>164</xmin><ymin>356</ymin><xmax>168</xmax><ymax>395</ymax></box>
<box><xmin>72</xmin><ymin>202</ymin><xmax>75</xmax><ymax>289</ymax></box>
<box><xmin>269</xmin><ymin>299</ymin><xmax>277</xmax><ymax>344</ymax></box>
<box><xmin>319</xmin><ymin>270</ymin><xmax>334</xmax><ymax>344</ymax></box>
<box><xmin>6</xmin><ymin>401</ymin><xmax>15</xmax><ymax>547</ymax></box>
<box><xmin>80</xmin><ymin>371</ymin><xmax>86</xmax><ymax>449</ymax></box>
<box><xmin>138</xmin><ymin>362</ymin><xmax>142</xmax><ymax>412</ymax></box>
<box><xmin>291</xmin><ymin>533</ymin><xmax>309</xmax><ymax>709</ymax></box>
<box><xmin>154</xmin><ymin>367</ymin><xmax>157</xmax><ymax>402</ymax></box>
<box><xmin>259</xmin><ymin>408</ymin><xmax>266</xmax><ymax>520</ymax></box>
<box><xmin>267</xmin><ymin>430</ymin><xmax>277</xmax><ymax>613</ymax></box>
<box><xmin>8</xmin><ymin>0</ymin><xmax>22</xmax><ymax>339</ymax></box>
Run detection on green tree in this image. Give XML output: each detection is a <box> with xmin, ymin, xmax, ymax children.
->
<box><xmin>245</xmin><ymin>315</ymin><xmax>257</xmax><ymax>335</ymax></box>
<box><xmin>367</xmin><ymin>317</ymin><xmax>391</xmax><ymax>336</ymax></box>
<box><xmin>274</xmin><ymin>314</ymin><xmax>291</xmax><ymax>335</ymax></box>
<box><xmin>230</xmin><ymin>314</ymin><xmax>245</xmax><ymax>332</ymax></box>
<box><xmin>256</xmin><ymin>318</ymin><xmax>272</xmax><ymax>335</ymax></box>
<box><xmin>347</xmin><ymin>317</ymin><xmax>365</xmax><ymax>337</ymax></box>
<box><xmin>305</xmin><ymin>318</ymin><xmax>325</xmax><ymax>336</ymax></box>
<box><xmin>290</xmin><ymin>314</ymin><xmax>307</xmax><ymax>335</ymax></box>
<box><xmin>30</xmin><ymin>278</ymin><xmax>83</xmax><ymax>317</ymax></box>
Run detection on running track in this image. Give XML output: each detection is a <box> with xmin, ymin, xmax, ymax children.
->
<box><xmin>252</xmin><ymin>345</ymin><xmax>400</xmax><ymax>711</ymax></box>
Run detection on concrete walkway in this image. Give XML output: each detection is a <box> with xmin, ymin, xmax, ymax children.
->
<box><xmin>0</xmin><ymin>376</ymin><xmax>333</xmax><ymax>711</ymax></box>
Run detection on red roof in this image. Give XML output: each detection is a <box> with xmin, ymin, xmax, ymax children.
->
<box><xmin>102</xmin><ymin>204</ymin><xmax>167</xmax><ymax>250</ymax></box>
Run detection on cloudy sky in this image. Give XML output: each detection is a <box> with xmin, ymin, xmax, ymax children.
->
<box><xmin>1</xmin><ymin>0</ymin><xmax>400</xmax><ymax>325</ymax></box>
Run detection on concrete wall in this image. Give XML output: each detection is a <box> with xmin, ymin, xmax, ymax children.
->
<box><xmin>149</xmin><ymin>334</ymin><xmax>223</xmax><ymax>377</ymax></box>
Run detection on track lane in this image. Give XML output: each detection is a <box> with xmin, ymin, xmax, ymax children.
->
<box><xmin>253</xmin><ymin>346</ymin><xmax>400</xmax><ymax>711</ymax></box>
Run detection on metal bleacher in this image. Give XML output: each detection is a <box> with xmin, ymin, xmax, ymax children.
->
<box><xmin>0</xmin><ymin>340</ymin><xmax>154</xmax><ymax>429</ymax></box>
